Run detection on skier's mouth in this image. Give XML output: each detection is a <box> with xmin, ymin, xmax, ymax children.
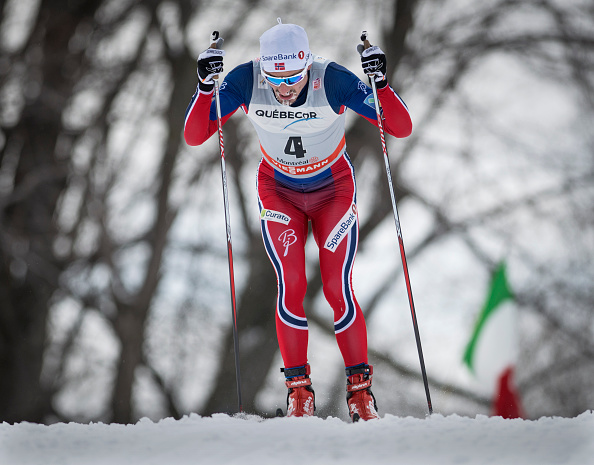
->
<box><xmin>279</xmin><ymin>91</ymin><xmax>294</xmax><ymax>100</ymax></box>
<box><xmin>275</xmin><ymin>89</ymin><xmax>296</xmax><ymax>105</ymax></box>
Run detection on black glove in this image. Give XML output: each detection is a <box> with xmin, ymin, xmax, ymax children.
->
<box><xmin>360</xmin><ymin>45</ymin><xmax>388</xmax><ymax>89</ymax></box>
<box><xmin>197</xmin><ymin>46</ymin><xmax>224</xmax><ymax>91</ymax></box>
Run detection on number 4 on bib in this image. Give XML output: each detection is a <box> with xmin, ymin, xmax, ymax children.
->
<box><xmin>285</xmin><ymin>136</ymin><xmax>306</xmax><ymax>159</ymax></box>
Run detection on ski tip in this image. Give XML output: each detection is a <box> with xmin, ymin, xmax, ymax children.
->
<box><xmin>275</xmin><ymin>408</ymin><xmax>285</xmax><ymax>418</ymax></box>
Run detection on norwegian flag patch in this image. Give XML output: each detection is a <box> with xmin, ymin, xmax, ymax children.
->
<box><xmin>313</xmin><ymin>78</ymin><xmax>321</xmax><ymax>90</ymax></box>
<box><xmin>275</xmin><ymin>63</ymin><xmax>285</xmax><ymax>71</ymax></box>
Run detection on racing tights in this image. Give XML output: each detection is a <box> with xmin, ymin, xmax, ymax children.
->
<box><xmin>258</xmin><ymin>156</ymin><xmax>366</xmax><ymax>368</ymax></box>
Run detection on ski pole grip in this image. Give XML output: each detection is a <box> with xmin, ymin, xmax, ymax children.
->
<box><xmin>361</xmin><ymin>31</ymin><xmax>372</xmax><ymax>51</ymax></box>
<box><xmin>210</xmin><ymin>31</ymin><xmax>220</xmax><ymax>48</ymax></box>
<box><xmin>209</xmin><ymin>30</ymin><xmax>221</xmax><ymax>80</ymax></box>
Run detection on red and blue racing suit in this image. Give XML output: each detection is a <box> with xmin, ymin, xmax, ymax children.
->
<box><xmin>184</xmin><ymin>56</ymin><xmax>412</xmax><ymax>370</ymax></box>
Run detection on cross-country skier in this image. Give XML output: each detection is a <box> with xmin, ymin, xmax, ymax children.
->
<box><xmin>184</xmin><ymin>19</ymin><xmax>412</xmax><ymax>421</ymax></box>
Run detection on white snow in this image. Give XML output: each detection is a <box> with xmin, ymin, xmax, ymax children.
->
<box><xmin>2</xmin><ymin>411</ymin><xmax>593</xmax><ymax>465</ymax></box>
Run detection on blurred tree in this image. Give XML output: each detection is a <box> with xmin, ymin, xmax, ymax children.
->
<box><xmin>0</xmin><ymin>0</ymin><xmax>592</xmax><ymax>424</ymax></box>
<box><xmin>0</xmin><ymin>0</ymin><xmax>105</xmax><ymax>423</ymax></box>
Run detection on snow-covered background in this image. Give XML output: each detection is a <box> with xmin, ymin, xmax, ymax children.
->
<box><xmin>2</xmin><ymin>412</ymin><xmax>593</xmax><ymax>465</ymax></box>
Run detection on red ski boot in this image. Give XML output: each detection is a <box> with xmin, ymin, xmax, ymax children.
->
<box><xmin>281</xmin><ymin>365</ymin><xmax>315</xmax><ymax>417</ymax></box>
<box><xmin>346</xmin><ymin>364</ymin><xmax>379</xmax><ymax>422</ymax></box>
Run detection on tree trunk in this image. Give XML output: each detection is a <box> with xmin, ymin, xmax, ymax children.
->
<box><xmin>0</xmin><ymin>0</ymin><xmax>103</xmax><ymax>423</ymax></box>
<box><xmin>110</xmin><ymin>307</ymin><xmax>146</xmax><ymax>423</ymax></box>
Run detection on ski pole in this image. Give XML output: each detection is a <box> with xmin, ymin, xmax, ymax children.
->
<box><xmin>210</xmin><ymin>30</ymin><xmax>243</xmax><ymax>413</ymax></box>
<box><xmin>360</xmin><ymin>31</ymin><xmax>433</xmax><ymax>415</ymax></box>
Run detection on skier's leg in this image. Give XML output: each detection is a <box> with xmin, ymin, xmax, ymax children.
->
<box><xmin>309</xmin><ymin>161</ymin><xmax>368</xmax><ymax>367</ymax></box>
<box><xmin>309</xmin><ymin>158</ymin><xmax>379</xmax><ymax>421</ymax></box>
<box><xmin>261</xmin><ymin>214</ymin><xmax>316</xmax><ymax>417</ymax></box>
<box><xmin>257</xmin><ymin>164</ymin><xmax>310</xmax><ymax>369</ymax></box>
<box><xmin>258</xmin><ymin>165</ymin><xmax>315</xmax><ymax>417</ymax></box>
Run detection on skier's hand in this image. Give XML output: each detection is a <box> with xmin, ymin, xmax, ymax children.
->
<box><xmin>360</xmin><ymin>45</ymin><xmax>388</xmax><ymax>89</ymax></box>
<box><xmin>197</xmin><ymin>46</ymin><xmax>224</xmax><ymax>91</ymax></box>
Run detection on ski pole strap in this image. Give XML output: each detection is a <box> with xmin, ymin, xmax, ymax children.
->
<box><xmin>345</xmin><ymin>363</ymin><xmax>373</xmax><ymax>378</ymax></box>
<box><xmin>281</xmin><ymin>364</ymin><xmax>311</xmax><ymax>379</ymax></box>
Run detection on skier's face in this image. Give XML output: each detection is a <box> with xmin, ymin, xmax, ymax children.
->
<box><xmin>265</xmin><ymin>66</ymin><xmax>310</xmax><ymax>106</ymax></box>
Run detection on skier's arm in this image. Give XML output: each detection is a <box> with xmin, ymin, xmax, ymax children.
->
<box><xmin>184</xmin><ymin>62</ymin><xmax>253</xmax><ymax>146</ymax></box>
<box><xmin>325</xmin><ymin>63</ymin><xmax>412</xmax><ymax>139</ymax></box>
<box><xmin>374</xmin><ymin>84</ymin><xmax>413</xmax><ymax>138</ymax></box>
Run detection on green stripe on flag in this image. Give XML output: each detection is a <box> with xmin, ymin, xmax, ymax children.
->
<box><xmin>463</xmin><ymin>262</ymin><xmax>514</xmax><ymax>372</ymax></box>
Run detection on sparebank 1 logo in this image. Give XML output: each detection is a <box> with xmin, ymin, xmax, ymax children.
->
<box><xmin>278</xmin><ymin>229</ymin><xmax>297</xmax><ymax>257</ymax></box>
<box><xmin>324</xmin><ymin>203</ymin><xmax>357</xmax><ymax>252</ymax></box>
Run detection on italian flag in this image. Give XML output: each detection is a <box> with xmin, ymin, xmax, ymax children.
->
<box><xmin>463</xmin><ymin>262</ymin><xmax>525</xmax><ymax>418</ymax></box>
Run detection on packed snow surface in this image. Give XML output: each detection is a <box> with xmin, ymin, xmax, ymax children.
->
<box><xmin>2</xmin><ymin>411</ymin><xmax>593</xmax><ymax>464</ymax></box>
